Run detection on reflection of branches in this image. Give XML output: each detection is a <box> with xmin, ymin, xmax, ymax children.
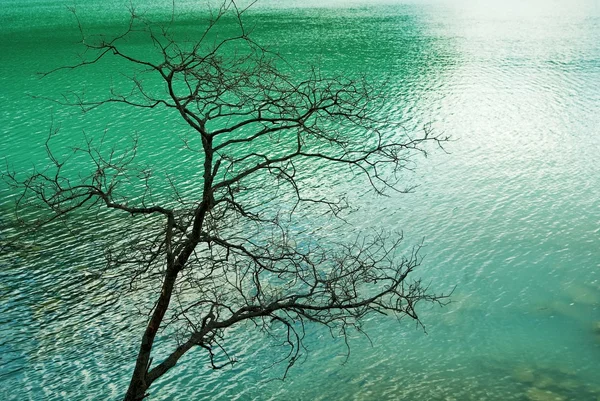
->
<box><xmin>6</xmin><ymin>1</ymin><xmax>451</xmax><ymax>400</ymax></box>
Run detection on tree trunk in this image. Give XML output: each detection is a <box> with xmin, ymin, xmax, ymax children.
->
<box><xmin>124</xmin><ymin>379</ymin><xmax>149</xmax><ymax>401</ymax></box>
<box><xmin>123</xmin><ymin>270</ymin><xmax>179</xmax><ymax>400</ymax></box>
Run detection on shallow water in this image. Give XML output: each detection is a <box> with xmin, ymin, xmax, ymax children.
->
<box><xmin>1</xmin><ymin>0</ymin><xmax>599</xmax><ymax>400</ymax></box>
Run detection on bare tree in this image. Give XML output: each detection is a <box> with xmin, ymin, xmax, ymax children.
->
<box><xmin>6</xmin><ymin>2</ymin><xmax>450</xmax><ymax>400</ymax></box>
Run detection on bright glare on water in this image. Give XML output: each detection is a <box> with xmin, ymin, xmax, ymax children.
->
<box><xmin>1</xmin><ymin>0</ymin><xmax>599</xmax><ymax>400</ymax></box>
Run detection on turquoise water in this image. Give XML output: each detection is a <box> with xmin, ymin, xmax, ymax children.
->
<box><xmin>1</xmin><ymin>0</ymin><xmax>600</xmax><ymax>400</ymax></box>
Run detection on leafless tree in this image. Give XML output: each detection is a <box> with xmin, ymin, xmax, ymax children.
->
<box><xmin>5</xmin><ymin>1</ymin><xmax>450</xmax><ymax>400</ymax></box>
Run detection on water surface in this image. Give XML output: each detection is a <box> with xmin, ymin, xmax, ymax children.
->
<box><xmin>1</xmin><ymin>0</ymin><xmax>599</xmax><ymax>400</ymax></box>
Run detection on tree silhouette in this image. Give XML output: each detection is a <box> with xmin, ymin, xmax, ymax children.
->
<box><xmin>6</xmin><ymin>2</ymin><xmax>450</xmax><ymax>400</ymax></box>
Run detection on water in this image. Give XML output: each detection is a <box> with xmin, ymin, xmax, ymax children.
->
<box><xmin>1</xmin><ymin>0</ymin><xmax>600</xmax><ymax>400</ymax></box>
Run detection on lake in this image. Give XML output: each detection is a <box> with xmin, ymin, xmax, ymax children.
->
<box><xmin>1</xmin><ymin>0</ymin><xmax>599</xmax><ymax>400</ymax></box>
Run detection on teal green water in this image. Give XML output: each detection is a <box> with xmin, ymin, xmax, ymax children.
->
<box><xmin>1</xmin><ymin>0</ymin><xmax>600</xmax><ymax>400</ymax></box>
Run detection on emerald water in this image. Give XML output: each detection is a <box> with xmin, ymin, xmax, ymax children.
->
<box><xmin>1</xmin><ymin>0</ymin><xmax>599</xmax><ymax>400</ymax></box>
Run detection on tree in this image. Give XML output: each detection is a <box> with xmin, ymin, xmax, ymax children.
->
<box><xmin>6</xmin><ymin>2</ymin><xmax>449</xmax><ymax>400</ymax></box>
